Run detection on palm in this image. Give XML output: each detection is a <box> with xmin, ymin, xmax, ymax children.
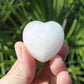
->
<box><xmin>32</xmin><ymin>62</ymin><xmax>56</xmax><ymax>84</ymax></box>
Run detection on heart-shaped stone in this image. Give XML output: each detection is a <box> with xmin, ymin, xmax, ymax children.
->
<box><xmin>23</xmin><ymin>21</ymin><xmax>64</xmax><ymax>62</ymax></box>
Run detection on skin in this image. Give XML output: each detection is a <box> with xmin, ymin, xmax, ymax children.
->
<box><xmin>0</xmin><ymin>41</ymin><xmax>72</xmax><ymax>84</ymax></box>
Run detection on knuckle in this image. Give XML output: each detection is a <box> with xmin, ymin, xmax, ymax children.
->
<box><xmin>12</xmin><ymin>62</ymin><xmax>26</xmax><ymax>80</ymax></box>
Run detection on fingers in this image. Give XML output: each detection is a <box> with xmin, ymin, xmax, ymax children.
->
<box><xmin>57</xmin><ymin>71</ymin><xmax>72</xmax><ymax>84</ymax></box>
<box><xmin>57</xmin><ymin>43</ymin><xmax>69</xmax><ymax>61</ymax></box>
<box><xmin>50</xmin><ymin>42</ymin><xmax>69</xmax><ymax>75</ymax></box>
<box><xmin>1</xmin><ymin>42</ymin><xmax>36</xmax><ymax>84</ymax></box>
<box><xmin>50</xmin><ymin>43</ymin><xmax>72</xmax><ymax>84</ymax></box>
<box><xmin>50</xmin><ymin>56</ymin><xmax>67</xmax><ymax>75</ymax></box>
<box><xmin>50</xmin><ymin>55</ymin><xmax>72</xmax><ymax>84</ymax></box>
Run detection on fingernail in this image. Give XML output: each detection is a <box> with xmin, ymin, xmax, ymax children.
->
<box><xmin>15</xmin><ymin>43</ymin><xmax>22</xmax><ymax>61</ymax></box>
<box><xmin>41</xmin><ymin>81</ymin><xmax>49</xmax><ymax>84</ymax></box>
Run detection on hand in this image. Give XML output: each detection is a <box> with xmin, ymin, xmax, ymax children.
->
<box><xmin>0</xmin><ymin>42</ymin><xmax>72</xmax><ymax>84</ymax></box>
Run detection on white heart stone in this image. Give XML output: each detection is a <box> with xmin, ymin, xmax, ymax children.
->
<box><xmin>23</xmin><ymin>21</ymin><xmax>64</xmax><ymax>62</ymax></box>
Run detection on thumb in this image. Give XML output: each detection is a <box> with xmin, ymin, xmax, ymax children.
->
<box><xmin>1</xmin><ymin>42</ymin><xmax>36</xmax><ymax>84</ymax></box>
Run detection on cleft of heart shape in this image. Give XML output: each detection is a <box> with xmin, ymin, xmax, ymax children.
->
<box><xmin>23</xmin><ymin>21</ymin><xmax>64</xmax><ymax>62</ymax></box>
